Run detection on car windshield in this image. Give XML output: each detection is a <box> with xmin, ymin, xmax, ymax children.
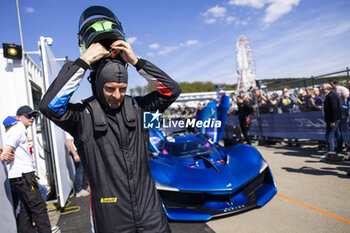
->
<box><xmin>163</xmin><ymin>138</ymin><xmax>217</xmax><ymax>157</ymax></box>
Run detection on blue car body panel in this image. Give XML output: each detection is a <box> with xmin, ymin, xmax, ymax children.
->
<box><xmin>149</xmin><ymin>130</ymin><xmax>277</xmax><ymax>221</ymax></box>
<box><xmin>217</xmin><ymin>94</ymin><xmax>231</xmax><ymax>142</ymax></box>
<box><xmin>195</xmin><ymin>100</ymin><xmax>218</xmax><ymax>142</ymax></box>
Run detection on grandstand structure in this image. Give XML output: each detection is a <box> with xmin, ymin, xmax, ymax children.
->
<box><xmin>236</xmin><ymin>35</ymin><xmax>257</xmax><ymax>92</ymax></box>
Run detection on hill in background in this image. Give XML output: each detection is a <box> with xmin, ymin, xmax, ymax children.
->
<box><xmin>129</xmin><ymin>75</ymin><xmax>349</xmax><ymax>96</ymax></box>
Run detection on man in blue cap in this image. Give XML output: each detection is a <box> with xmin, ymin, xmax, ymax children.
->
<box><xmin>1</xmin><ymin>115</ymin><xmax>18</xmax><ymax>176</ymax></box>
<box><xmin>3</xmin><ymin>116</ymin><xmax>18</xmax><ymax>131</ymax></box>
<box><xmin>1</xmin><ymin>116</ymin><xmax>17</xmax><ymax>169</ymax></box>
<box><xmin>0</xmin><ymin>105</ymin><xmax>51</xmax><ymax>233</ymax></box>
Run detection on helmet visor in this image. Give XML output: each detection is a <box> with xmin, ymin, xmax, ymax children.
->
<box><xmin>80</xmin><ymin>20</ymin><xmax>125</xmax><ymax>48</ymax></box>
<box><xmin>79</xmin><ymin>6</ymin><xmax>118</xmax><ymax>30</ymax></box>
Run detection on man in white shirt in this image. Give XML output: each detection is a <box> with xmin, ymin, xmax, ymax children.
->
<box><xmin>329</xmin><ymin>78</ymin><xmax>349</xmax><ymax>106</ymax></box>
<box><xmin>0</xmin><ymin>106</ymin><xmax>51</xmax><ymax>233</ymax></box>
<box><xmin>0</xmin><ymin>116</ymin><xmax>18</xmax><ymax>233</ymax></box>
<box><xmin>329</xmin><ymin>79</ymin><xmax>348</xmax><ymax>152</ymax></box>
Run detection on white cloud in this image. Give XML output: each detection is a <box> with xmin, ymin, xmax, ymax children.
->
<box><xmin>158</xmin><ymin>46</ymin><xmax>179</xmax><ymax>55</ymax></box>
<box><xmin>186</xmin><ymin>40</ymin><xmax>198</xmax><ymax>46</ymax></box>
<box><xmin>127</xmin><ymin>37</ymin><xmax>137</xmax><ymax>44</ymax></box>
<box><xmin>204</xmin><ymin>18</ymin><xmax>216</xmax><ymax>24</ymax></box>
<box><xmin>226</xmin><ymin>16</ymin><xmax>236</xmax><ymax>24</ymax></box>
<box><xmin>151</xmin><ymin>40</ymin><xmax>198</xmax><ymax>56</ymax></box>
<box><xmin>202</xmin><ymin>5</ymin><xmax>227</xmax><ymax>24</ymax></box>
<box><xmin>323</xmin><ymin>22</ymin><xmax>350</xmax><ymax>37</ymax></box>
<box><xmin>24</xmin><ymin>7</ymin><xmax>35</xmax><ymax>13</ymax></box>
<box><xmin>147</xmin><ymin>53</ymin><xmax>154</xmax><ymax>57</ymax></box>
<box><xmin>149</xmin><ymin>43</ymin><xmax>160</xmax><ymax>49</ymax></box>
<box><xmin>170</xmin><ymin>48</ymin><xmax>233</xmax><ymax>83</ymax></box>
<box><xmin>229</xmin><ymin>0</ymin><xmax>300</xmax><ymax>25</ymax></box>
<box><xmin>251</xmin><ymin>14</ymin><xmax>350</xmax><ymax>79</ymax></box>
<box><xmin>229</xmin><ymin>0</ymin><xmax>266</xmax><ymax>8</ymax></box>
<box><xmin>203</xmin><ymin>5</ymin><xmax>227</xmax><ymax>18</ymax></box>
<box><xmin>263</xmin><ymin>0</ymin><xmax>300</xmax><ymax>24</ymax></box>
<box><xmin>241</xmin><ymin>20</ymin><xmax>248</xmax><ymax>25</ymax></box>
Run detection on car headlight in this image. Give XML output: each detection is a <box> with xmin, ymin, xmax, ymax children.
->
<box><xmin>155</xmin><ymin>182</ymin><xmax>179</xmax><ymax>191</ymax></box>
<box><xmin>260</xmin><ymin>161</ymin><xmax>268</xmax><ymax>173</ymax></box>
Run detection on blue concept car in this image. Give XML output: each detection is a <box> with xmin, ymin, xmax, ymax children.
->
<box><xmin>148</xmin><ymin>95</ymin><xmax>277</xmax><ymax>221</ymax></box>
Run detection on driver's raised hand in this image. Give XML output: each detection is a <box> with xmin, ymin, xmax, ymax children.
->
<box><xmin>110</xmin><ymin>40</ymin><xmax>138</xmax><ymax>66</ymax></box>
<box><xmin>80</xmin><ymin>42</ymin><xmax>109</xmax><ymax>66</ymax></box>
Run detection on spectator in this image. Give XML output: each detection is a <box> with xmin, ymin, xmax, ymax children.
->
<box><xmin>295</xmin><ymin>89</ymin><xmax>307</xmax><ymax>112</ymax></box>
<box><xmin>2</xmin><ymin>116</ymin><xmax>19</xmax><ymax>216</ymax></box>
<box><xmin>314</xmin><ymin>87</ymin><xmax>321</xmax><ymax>97</ymax></box>
<box><xmin>278</xmin><ymin>88</ymin><xmax>299</xmax><ymax>146</ymax></box>
<box><xmin>304</xmin><ymin>88</ymin><xmax>315</xmax><ymax>111</ymax></box>
<box><xmin>268</xmin><ymin>93</ymin><xmax>279</xmax><ymax>114</ymax></box>
<box><xmin>278</xmin><ymin>88</ymin><xmax>295</xmax><ymax>113</ymax></box>
<box><xmin>1</xmin><ymin>106</ymin><xmax>51</xmax><ymax>233</ymax></box>
<box><xmin>2</xmin><ymin>116</ymin><xmax>17</xmax><ymax>132</ymax></box>
<box><xmin>258</xmin><ymin>96</ymin><xmax>270</xmax><ymax>114</ymax></box>
<box><xmin>2</xmin><ymin>116</ymin><xmax>50</xmax><ymax>216</ymax></box>
<box><xmin>0</xmin><ymin>117</ymin><xmax>17</xmax><ymax>233</ymax></box>
<box><xmin>302</xmin><ymin>88</ymin><xmax>322</xmax><ymax>112</ymax></box>
<box><xmin>321</xmin><ymin>84</ymin><xmax>343</xmax><ymax>158</ymax></box>
<box><xmin>235</xmin><ymin>95</ymin><xmax>253</xmax><ymax>145</ymax></box>
<box><xmin>341</xmin><ymin>95</ymin><xmax>350</xmax><ymax>125</ymax></box>
<box><xmin>66</xmin><ymin>132</ymin><xmax>89</xmax><ymax>197</ymax></box>
<box><xmin>228</xmin><ymin>94</ymin><xmax>238</xmax><ymax>115</ymax></box>
<box><xmin>312</xmin><ymin>87</ymin><xmax>323</xmax><ymax>111</ymax></box>
<box><xmin>329</xmin><ymin>79</ymin><xmax>348</xmax><ymax>144</ymax></box>
<box><xmin>329</xmin><ymin>78</ymin><xmax>349</xmax><ymax>105</ymax></box>
<box><xmin>197</xmin><ymin>103</ymin><xmax>204</xmax><ymax>112</ymax></box>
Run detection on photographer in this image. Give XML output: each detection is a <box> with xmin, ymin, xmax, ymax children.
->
<box><xmin>278</xmin><ymin>88</ymin><xmax>299</xmax><ymax>146</ymax></box>
<box><xmin>278</xmin><ymin>88</ymin><xmax>295</xmax><ymax>113</ymax></box>
<box><xmin>306</xmin><ymin>88</ymin><xmax>322</xmax><ymax>111</ymax></box>
<box><xmin>267</xmin><ymin>93</ymin><xmax>279</xmax><ymax>114</ymax></box>
<box><xmin>295</xmin><ymin>89</ymin><xmax>307</xmax><ymax>112</ymax></box>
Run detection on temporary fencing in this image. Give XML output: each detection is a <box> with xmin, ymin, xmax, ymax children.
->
<box><xmin>226</xmin><ymin>111</ymin><xmax>350</xmax><ymax>142</ymax></box>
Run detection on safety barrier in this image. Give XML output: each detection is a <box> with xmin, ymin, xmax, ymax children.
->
<box><xmin>226</xmin><ymin>111</ymin><xmax>350</xmax><ymax>142</ymax></box>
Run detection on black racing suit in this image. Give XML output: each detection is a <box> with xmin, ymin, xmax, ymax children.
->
<box><xmin>39</xmin><ymin>58</ymin><xmax>181</xmax><ymax>233</ymax></box>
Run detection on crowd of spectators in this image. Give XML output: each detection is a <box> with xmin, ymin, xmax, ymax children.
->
<box><xmin>161</xmin><ymin>78</ymin><xmax>350</xmax><ymax>151</ymax></box>
<box><xmin>232</xmin><ymin>86</ymin><xmax>324</xmax><ymax>115</ymax></box>
<box><xmin>231</xmin><ymin>79</ymin><xmax>350</xmax><ymax>148</ymax></box>
<box><xmin>163</xmin><ymin>78</ymin><xmax>350</xmax><ymax>122</ymax></box>
<box><xmin>231</xmin><ymin>78</ymin><xmax>350</xmax><ymax>117</ymax></box>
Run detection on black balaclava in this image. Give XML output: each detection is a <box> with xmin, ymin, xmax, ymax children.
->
<box><xmin>94</xmin><ymin>58</ymin><xmax>128</xmax><ymax>109</ymax></box>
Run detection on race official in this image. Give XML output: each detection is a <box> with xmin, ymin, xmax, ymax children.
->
<box><xmin>0</xmin><ymin>106</ymin><xmax>51</xmax><ymax>233</ymax></box>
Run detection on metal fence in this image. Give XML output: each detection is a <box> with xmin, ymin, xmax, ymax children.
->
<box><xmin>265</xmin><ymin>67</ymin><xmax>350</xmax><ymax>92</ymax></box>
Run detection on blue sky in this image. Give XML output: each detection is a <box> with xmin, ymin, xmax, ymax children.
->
<box><xmin>1</xmin><ymin>0</ymin><xmax>350</xmax><ymax>100</ymax></box>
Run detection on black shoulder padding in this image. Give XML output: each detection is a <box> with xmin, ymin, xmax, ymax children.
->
<box><xmin>123</xmin><ymin>95</ymin><xmax>136</xmax><ymax>123</ymax></box>
<box><xmin>83</xmin><ymin>95</ymin><xmax>138</xmax><ymax>131</ymax></box>
<box><xmin>83</xmin><ymin>96</ymin><xmax>108</xmax><ymax>132</ymax></box>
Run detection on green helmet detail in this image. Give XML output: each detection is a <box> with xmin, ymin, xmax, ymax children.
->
<box><xmin>78</xmin><ymin>6</ymin><xmax>126</xmax><ymax>54</ymax></box>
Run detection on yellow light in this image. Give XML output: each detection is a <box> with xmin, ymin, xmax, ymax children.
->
<box><xmin>8</xmin><ymin>48</ymin><xmax>18</xmax><ymax>56</ymax></box>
